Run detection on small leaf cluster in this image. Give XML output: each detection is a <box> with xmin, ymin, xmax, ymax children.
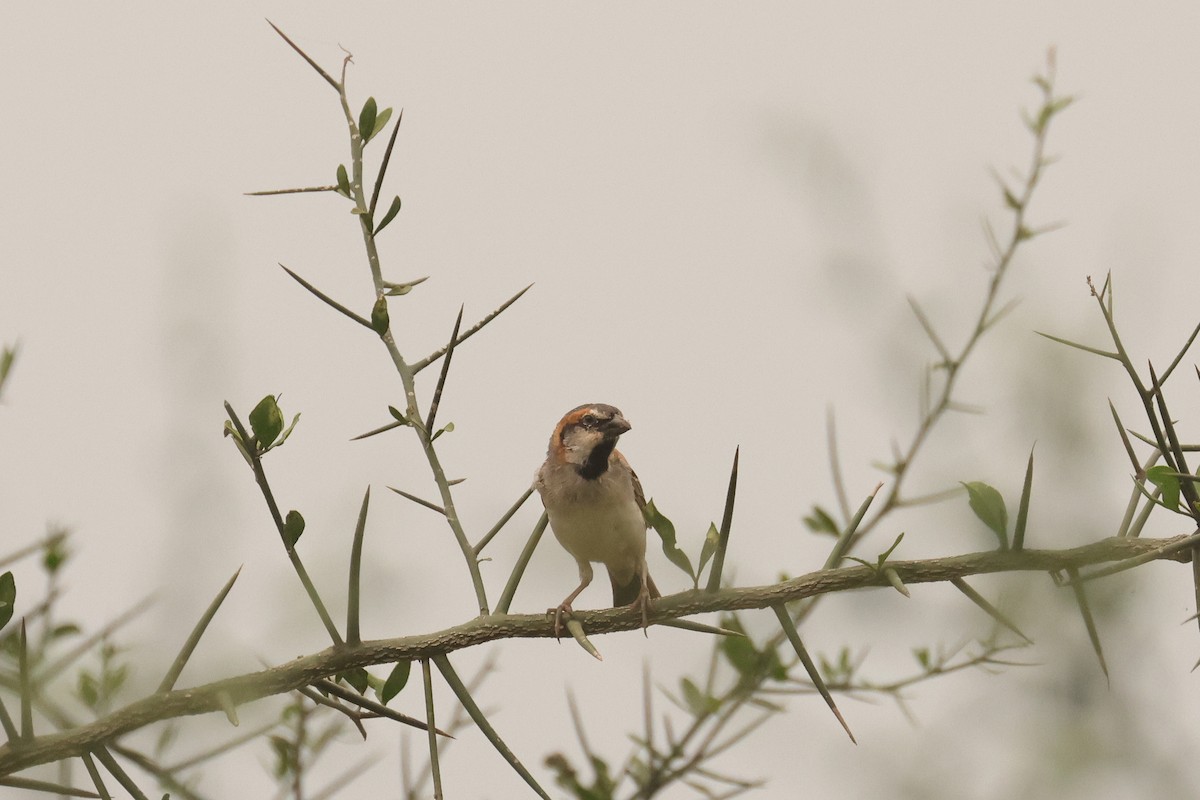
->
<box><xmin>642</xmin><ymin>502</ymin><xmax>724</xmax><ymax>591</ymax></box>
<box><xmin>78</xmin><ymin>641</ymin><xmax>129</xmax><ymax>715</ymax></box>
<box><xmin>224</xmin><ymin>394</ymin><xmax>301</xmax><ymax>461</ymax></box>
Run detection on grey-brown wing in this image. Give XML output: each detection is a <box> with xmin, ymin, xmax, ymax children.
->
<box><xmin>630</xmin><ymin>467</ymin><xmax>647</xmax><ymax>517</ymax></box>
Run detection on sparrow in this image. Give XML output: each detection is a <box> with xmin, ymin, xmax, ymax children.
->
<box><xmin>535</xmin><ymin>403</ymin><xmax>660</xmax><ymax>637</ymax></box>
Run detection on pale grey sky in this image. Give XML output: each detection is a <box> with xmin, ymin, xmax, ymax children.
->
<box><xmin>3</xmin><ymin>3</ymin><xmax>1200</xmax><ymax>798</ymax></box>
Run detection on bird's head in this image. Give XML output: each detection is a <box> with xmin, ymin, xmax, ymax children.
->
<box><xmin>548</xmin><ymin>403</ymin><xmax>631</xmax><ymax>475</ymax></box>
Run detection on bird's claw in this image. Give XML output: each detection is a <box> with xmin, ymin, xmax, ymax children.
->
<box><xmin>631</xmin><ymin>590</ymin><xmax>654</xmax><ymax>637</ymax></box>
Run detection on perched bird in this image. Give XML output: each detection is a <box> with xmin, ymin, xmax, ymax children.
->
<box><xmin>535</xmin><ymin>403</ymin><xmax>660</xmax><ymax>637</ymax></box>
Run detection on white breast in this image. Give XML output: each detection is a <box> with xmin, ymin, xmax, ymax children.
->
<box><xmin>536</xmin><ymin>461</ymin><xmax>647</xmax><ymax>582</ymax></box>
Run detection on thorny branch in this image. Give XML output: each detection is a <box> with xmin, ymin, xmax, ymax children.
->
<box><xmin>0</xmin><ymin>533</ymin><xmax>1191</xmax><ymax>776</ymax></box>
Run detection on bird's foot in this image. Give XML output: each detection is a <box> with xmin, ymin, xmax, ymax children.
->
<box><xmin>551</xmin><ymin>603</ymin><xmax>575</xmax><ymax>642</ymax></box>
<box><xmin>630</xmin><ymin>587</ymin><xmax>655</xmax><ymax>637</ymax></box>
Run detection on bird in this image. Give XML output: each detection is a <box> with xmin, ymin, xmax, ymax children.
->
<box><xmin>535</xmin><ymin>403</ymin><xmax>660</xmax><ymax>638</ymax></box>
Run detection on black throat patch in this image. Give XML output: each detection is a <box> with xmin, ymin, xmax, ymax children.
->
<box><xmin>578</xmin><ymin>437</ymin><xmax>617</xmax><ymax>480</ymax></box>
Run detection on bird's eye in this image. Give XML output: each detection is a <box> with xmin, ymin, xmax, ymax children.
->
<box><xmin>581</xmin><ymin>413</ymin><xmax>597</xmax><ymax>427</ymax></box>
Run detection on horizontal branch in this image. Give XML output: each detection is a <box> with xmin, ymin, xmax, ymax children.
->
<box><xmin>0</xmin><ymin>534</ymin><xmax>1190</xmax><ymax>776</ymax></box>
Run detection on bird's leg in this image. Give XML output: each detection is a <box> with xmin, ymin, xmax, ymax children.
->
<box><xmin>631</xmin><ymin>563</ymin><xmax>654</xmax><ymax>636</ymax></box>
<box><xmin>553</xmin><ymin>561</ymin><xmax>593</xmax><ymax>641</ymax></box>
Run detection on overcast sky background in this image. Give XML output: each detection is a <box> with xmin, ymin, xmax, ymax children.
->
<box><xmin>4</xmin><ymin>3</ymin><xmax>1200</xmax><ymax>798</ymax></box>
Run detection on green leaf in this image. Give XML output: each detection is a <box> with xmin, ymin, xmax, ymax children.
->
<box><xmin>270</xmin><ymin>734</ymin><xmax>296</xmax><ymax>778</ymax></box>
<box><xmin>277</xmin><ymin>413</ymin><xmax>302</xmax><ymax>447</ymax></box>
<box><xmin>643</xmin><ymin>499</ymin><xmax>694</xmax><ymax>580</ymax></box>
<box><xmin>370</xmin><ymin>107</ymin><xmax>394</xmax><ymax>142</ymax></box>
<box><xmin>0</xmin><ymin>571</ymin><xmax>14</xmax><ymax>630</ymax></box>
<box><xmin>249</xmin><ymin>395</ymin><xmax>284</xmax><ymax>449</ymax></box>
<box><xmin>283</xmin><ymin>510</ymin><xmax>306</xmax><ymax>548</ymax></box>
<box><xmin>697</xmin><ymin>523</ymin><xmax>720</xmax><ymax>584</ymax></box>
<box><xmin>79</xmin><ymin>672</ymin><xmax>99</xmax><ymax>708</ymax></box>
<box><xmin>802</xmin><ymin>505</ymin><xmax>839</xmax><ymax>535</ymax></box>
<box><xmin>717</xmin><ymin>613</ymin><xmax>786</xmax><ymax>681</ymax></box>
<box><xmin>913</xmin><ymin>647</ymin><xmax>930</xmax><ymax>670</ymax></box>
<box><xmin>680</xmin><ymin>677</ymin><xmax>719</xmax><ymax>716</ymax></box>
<box><xmin>106</xmin><ymin>663</ymin><xmax>129</xmax><ymax>697</ymax></box>
<box><xmin>335</xmin><ymin>164</ymin><xmax>351</xmax><ymax>198</ymax></box>
<box><xmin>383</xmin><ymin>275</ymin><xmax>428</xmax><ymax>296</ymax></box>
<box><xmin>374</xmin><ymin>196</ymin><xmax>402</xmax><ymax>235</ymax></box>
<box><xmin>962</xmin><ymin>481</ymin><xmax>1009</xmax><ymax>549</ymax></box>
<box><xmin>0</xmin><ymin>343</ymin><xmax>16</xmax><ymax>398</ymax></box>
<box><xmin>1147</xmin><ymin>465</ymin><xmax>1181</xmax><ymax>511</ymax></box>
<box><xmin>718</xmin><ymin>613</ymin><xmax>757</xmax><ymax>677</ymax></box>
<box><xmin>876</xmin><ymin>532</ymin><xmax>905</xmax><ymax>567</ymax></box>
<box><xmin>380</xmin><ymin>660</ymin><xmax>411</xmax><ymax>704</ymax></box>
<box><xmin>51</xmin><ymin>622</ymin><xmax>80</xmax><ymax>639</ymax></box>
<box><xmin>42</xmin><ymin>535</ymin><xmax>68</xmax><ymax>574</ymax></box>
<box><xmin>370</xmin><ymin>296</ymin><xmax>390</xmax><ymax>335</ymax></box>
<box><xmin>387</xmin><ymin>405</ymin><xmax>411</xmax><ymax>424</ymax></box>
<box><xmin>430</xmin><ymin>421</ymin><xmax>455</xmax><ymax>442</ymax></box>
<box><xmin>339</xmin><ymin>667</ymin><xmax>369</xmax><ymax>694</ymax></box>
<box><xmin>358</xmin><ymin>97</ymin><xmax>378</xmax><ymax>144</ymax></box>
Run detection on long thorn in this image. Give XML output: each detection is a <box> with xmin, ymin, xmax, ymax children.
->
<box><xmin>92</xmin><ymin>746</ymin><xmax>150</xmax><ymax>800</ymax></box>
<box><xmin>1148</xmin><ymin>364</ymin><xmax>1196</xmax><ymax>505</ymax></box>
<box><xmin>389</xmin><ymin>486</ymin><xmax>446</xmax><ymax>516</ymax></box>
<box><xmin>351</xmin><ymin>418</ymin><xmax>408</xmax><ymax>441</ymax></box>
<box><xmin>474</xmin><ymin>486</ymin><xmax>535</xmax><ymax>555</ymax></box>
<box><xmin>0</xmin><ymin>776</ymin><xmax>101</xmax><ymax>798</ymax></box>
<box><xmin>158</xmin><ymin>567</ymin><xmax>242</xmax><ymax>693</ymax></box>
<box><xmin>907</xmin><ymin>295</ymin><xmax>952</xmax><ymax>362</ymax></box>
<box><xmin>1034</xmin><ymin>331</ymin><xmax>1120</xmax><ymax>360</ymax></box>
<box><xmin>771</xmin><ymin>605</ymin><xmax>856</xmax><ymax>743</ymax></box>
<box><xmin>1064</xmin><ymin>567</ymin><xmax>1109</xmax><ymax>683</ymax></box>
<box><xmin>705</xmin><ymin>447</ymin><xmax>740</xmax><ymax>592</ymax></box>
<box><xmin>266</xmin><ymin>20</ymin><xmax>341</xmax><ymax>91</ymax></box>
<box><xmin>823</xmin><ymin>483</ymin><xmax>883</xmax><ymax>570</ymax></box>
<box><xmin>422</xmin><ymin>660</ymin><xmax>445</xmax><ymax>799</ymax></box>
<box><xmin>950</xmin><ymin>578</ymin><xmax>1033</xmax><ymax>643</ymax></box>
<box><xmin>18</xmin><ymin>620</ymin><xmax>31</xmax><ymax>740</ymax></box>
<box><xmin>314</xmin><ymin>678</ymin><xmax>449</xmax><ymax>736</ymax></box>
<box><xmin>1148</xmin><ymin>365</ymin><xmax>1200</xmax><ymax>636</ymax></box>
<box><xmin>433</xmin><ymin>654</ymin><xmax>551</xmax><ymax>798</ymax></box>
<box><xmin>1012</xmin><ymin>445</ymin><xmax>1035</xmax><ymax>551</ymax></box>
<box><xmin>827</xmin><ymin>408</ymin><xmax>851</xmax><ymax>523</ymax></box>
<box><xmin>1108</xmin><ymin>400</ymin><xmax>1141</xmax><ymax>477</ymax></box>
<box><xmin>369</xmin><ymin>108</ymin><xmax>404</xmax><ymax>218</ymax></box>
<box><xmin>245</xmin><ymin>185</ymin><xmax>338</xmax><ymax>196</ymax></box>
<box><xmin>655</xmin><ymin>618</ymin><xmax>745</xmax><ymax>637</ymax></box>
<box><xmin>347</xmin><ymin>486</ymin><xmax>371</xmax><ymax>646</ymax></box>
<box><xmin>412</xmin><ymin>285</ymin><xmax>533</xmax><ymax>374</ymax></box>
<box><xmin>426</xmin><ymin>306</ymin><xmax>464</xmax><ymax>433</ymax></box>
<box><xmin>496</xmin><ymin>513</ymin><xmax>549</xmax><ymax>614</ymax></box>
<box><xmin>280</xmin><ymin>264</ymin><xmax>373</xmax><ymax>330</ymax></box>
<box><xmin>81</xmin><ymin>752</ymin><xmax>111</xmax><ymax>800</ymax></box>
<box><xmin>1162</xmin><ymin>318</ymin><xmax>1200</xmax><ymax>383</ymax></box>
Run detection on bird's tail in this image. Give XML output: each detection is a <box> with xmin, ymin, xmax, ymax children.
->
<box><xmin>610</xmin><ymin>568</ymin><xmax>660</xmax><ymax>607</ymax></box>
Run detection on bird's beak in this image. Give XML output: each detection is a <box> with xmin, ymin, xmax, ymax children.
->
<box><xmin>603</xmin><ymin>416</ymin><xmax>631</xmax><ymax>435</ymax></box>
